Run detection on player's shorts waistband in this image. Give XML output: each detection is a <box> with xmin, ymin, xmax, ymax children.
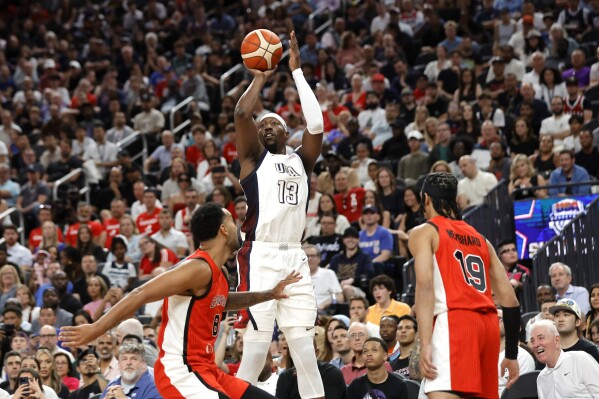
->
<box><xmin>243</xmin><ymin>241</ymin><xmax>303</xmax><ymax>251</ymax></box>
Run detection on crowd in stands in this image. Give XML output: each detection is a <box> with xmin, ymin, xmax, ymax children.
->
<box><xmin>0</xmin><ymin>0</ymin><xmax>598</xmax><ymax>396</ymax></box>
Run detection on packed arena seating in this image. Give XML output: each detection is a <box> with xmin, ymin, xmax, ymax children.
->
<box><xmin>0</xmin><ymin>0</ymin><xmax>598</xmax><ymax>397</ymax></box>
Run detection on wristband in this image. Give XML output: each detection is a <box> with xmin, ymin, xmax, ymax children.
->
<box><xmin>502</xmin><ymin>306</ymin><xmax>521</xmax><ymax>360</ymax></box>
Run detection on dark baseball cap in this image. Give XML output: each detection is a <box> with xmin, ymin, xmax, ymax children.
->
<box><xmin>565</xmin><ymin>76</ymin><xmax>579</xmax><ymax>86</ymax></box>
<box><xmin>362</xmin><ymin>205</ymin><xmax>379</xmax><ymax>214</ymax></box>
<box><xmin>77</xmin><ymin>348</ymin><xmax>99</xmax><ymax>364</ymax></box>
<box><xmin>26</xmin><ymin>164</ymin><xmax>44</xmax><ymax>173</ymax></box>
<box><xmin>343</xmin><ymin>227</ymin><xmax>360</xmax><ymax>238</ymax></box>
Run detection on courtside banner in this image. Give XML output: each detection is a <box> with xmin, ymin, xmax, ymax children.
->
<box><xmin>514</xmin><ymin>194</ymin><xmax>599</xmax><ymax>259</ymax></box>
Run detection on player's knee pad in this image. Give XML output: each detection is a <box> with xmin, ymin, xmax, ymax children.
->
<box><xmin>241</xmin><ymin>328</ymin><xmax>272</xmax><ymax>343</ymax></box>
<box><xmin>280</xmin><ymin>326</ymin><xmax>315</xmax><ymax>341</ymax></box>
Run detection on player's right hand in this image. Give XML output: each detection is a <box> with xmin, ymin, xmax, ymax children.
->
<box><xmin>501</xmin><ymin>358</ymin><xmax>520</xmax><ymax>389</ymax></box>
<box><xmin>59</xmin><ymin>324</ymin><xmax>97</xmax><ymax>348</ymax></box>
<box><xmin>419</xmin><ymin>344</ymin><xmax>438</xmax><ymax>380</ymax></box>
<box><xmin>246</xmin><ymin>67</ymin><xmax>277</xmax><ymax>79</ymax></box>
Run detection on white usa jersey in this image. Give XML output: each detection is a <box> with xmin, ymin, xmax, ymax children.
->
<box><xmin>241</xmin><ymin>150</ymin><xmax>308</xmax><ymax>243</ymax></box>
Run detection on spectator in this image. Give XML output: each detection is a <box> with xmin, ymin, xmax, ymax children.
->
<box><xmin>117</xmin><ymin>216</ymin><xmax>143</xmax><ymax>264</ymax></box>
<box><xmin>562</xmin><ymin>49</ymin><xmax>591</xmax><ymax>87</ymax></box>
<box><xmin>575</xmin><ymin>130</ymin><xmax>599</xmax><ymax>177</ymax></box>
<box><xmin>549</xmin><ymin>298</ymin><xmax>599</xmax><ymax>362</ymax></box>
<box><xmin>0</xmin><ymin>163</ymin><xmax>19</xmax><ymax>207</ymax></box>
<box><xmin>38</xmin><ymin>325</ymin><xmax>74</xmax><ymax>362</ymax></box>
<box><xmin>530</xmin><ymin>134</ymin><xmax>560</xmax><ymax>180</ymax></box>
<box><xmin>377</xmin><ymin>120</ymin><xmax>409</xmax><ymax>164</ymax></box>
<box><xmin>68</xmin><ymin>349</ymin><xmax>104</xmax><ymax>398</ymax></box>
<box><xmin>564</xmin><ymin>77</ymin><xmax>592</xmax><ymax>123</ymax></box>
<box><xmin>540</xmin><ymin>96</ymin><xmax>572</xmax><ymax>150</ymax></box>
<box><xmin>531</xmin><ymin>320</ymin><xmax>599</xmax><ymax>398</ymax></box>
<box><xmin>89</xmin><ymin>333</ymin><xmax>117</xmax><ymax>383</ymax></box>
<box><xmin>54</xmin><ymin>352</ymin><xmax>79</xmax><ymax>392</ymax></box>
<box><xmin>101</xmin><ymin>342</ymin><xmax>160</xmax><ymax>399</ymax></box>
<box><xmin>102</xmin><ymin>198</ymin><xmax>126</xmax><ymax>250</ymax></box>
<box><xmin>508</xmin><ymin>154</ymin><xmax>547</xmax><ymax>199</ymax></box>
<box><xmin>457</xmin><ymin>155</ymin><xmax>499</xmax><ymax>210</ymax></box>
<box><xmin>143</xmin><ymin>131</ymin><xmax>182</xmax><ymax>174</ymax></box>
<box><xmin>509</xmin><ymin>118</ymin><xmax>539</xmax><ymax>158</ymax></box>
<box><xmin>536</xmin><ymin>68</ymin><xmax>567</xmax><ymax>109</ymax></box>
<box><xmin>366</xmin><ymin>275</ymin><xmax>411</xmax><ymax>326</ymax></box>
<box><xmin>548</xmin><ymin>150</ymin><xmax>591</xmax><ymax>196</ymax></box>
<box><xmin>75</xmin><ymin>224</ymin><xmax>107</xmax><ymax>263</ymax></box>
<box><xmin>496</xmin><ymin>239</ymin><xmax>531</xmax><ymax>292</ymax></box>
<box><xmin>391</xmin><ymin>315</ymin><xmax>418</xmax><ymax>377</ymax></box>
<box><xmin>133</xmin><ymin>93</ymin><xmax>165</xmax><ymax>137</ymax></box>
<box><xmin>0</xmin><ymin>264</ymin><xmax>21</xmax><ymax>311</ymax></box>
<box><xmin>4</xmin><ymin>225</ymin><xmax>33</xmax><ymax>269</ymax></box>
<box><xmin>525</xmin><ymin>298</ymin><xmax>557</xmax><ymax>343</ymax></box>
<box><xmin>50</xmin><ymin>270</ymin><xmax>83</xmax><ymax>315</ymax></box>
<box><xmin>487</xmin><ymin>142</ymin><xmax>511</xmax><ymax>181</ymax></box>
<box><xmin>329</xmin><ymin>227</ymin><xmax>373</xmax><ymax>301</ymax></box>
<box><xmin>346</xmin><ymin>337</ymin><xmax>408</xmax><ymax>399</ymax></box>
<box><xmin>379</xmin><ymin>316</ymin><xmax>400</xmax><ymax>363</ymax></box>
<box><xmin>329</xmin><ymin>325</ymin><xmax>353</xmax><ymax>369</ymax></box>
<box><xmin>0</xmin><ymin>351</ymin><xmax>21</xmax><ymax>394</ymax></box>
<box><xmin>136</xmin><ymin>189</ymin><xmax>162</xmax><ymax>236</ymax></box>
<box><xmin>17</xmin><ymin>166</ymin><xmax>50</xmax><ymax>236</ymax></box>
<box><xmin>497</xmin><ymin>308</ymin><xmax>535</xmax><ymax>397</ymax></box>
<box><xmin>337</xmin><ymin>118</ymin><xmax>373</xmax><ymax>162</ymax></box>
<box><xmin>349</xmin><ymin>297</ymin><xmax>380</xmax><ymax>338</ymax></box>
<box><xmin>304</xmin><ymin>244</ymin><xmax>343</xmax><ymax>311</ymax></box>
<box><xmin>305</xmin><ymin>193</ymin><xmax>351</xmax><ymax>238</ymax></box>
<box><xmin>138</xmin><ymin>236</ymin><xmax>178</xmax><ymax>278</ymax></box>
<box><xmin>305</xmin><ymin>214</ymin><xmax>344</xmax><ymax>267</ymax></box>
<box><xmin>64</xmin><ymin>202</ymin><xmax>106</xmax><ymax>248</ymax></box>
<box><xmin>398</xmin><ymin>131</ymin><xmax>428</xmax><ymax>182</ymax></box>
<box><xmin>334</xmin><ymin>169</ymin><xmax>365</xmax><ymax>223</ymax></box>
<box><xmin>151</xmin><ymin>209</ymin><xmax>188</xmax><ymax>257</ymax></box>
<box><xmin>35</xmin><ymin>349</ymin><xmax>70</xmax><ymax>399</ymax></box>
<box><xmin>358</xmin><ymin>205</ymin><xmax>394</xmax><ymax>267</ymax></box>
<box><xmin>550</xmin><ymin>262</ymin><xmax>591</xmax><ymax>314</ymax></box>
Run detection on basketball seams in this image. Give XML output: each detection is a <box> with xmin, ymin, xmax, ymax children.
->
<box><xmin>241</xmin><ymin>29</ymin><xmax>282</xmax><ymax>71</ymax></box>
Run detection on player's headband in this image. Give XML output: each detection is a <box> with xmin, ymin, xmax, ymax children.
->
<box><xmin>259</xmin><ymin>113</ymin><xmax>288</xmax><ymax>132</ymax></box>
<box><xmin>421</xmin><ymin>178</ymin><xmax>457</xmax><ymax>201</ymax></box>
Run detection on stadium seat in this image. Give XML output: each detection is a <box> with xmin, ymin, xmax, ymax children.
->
<box><xmin>404</xmin><ymin>379</ymin><xmax>421</xmax><ymax>399</ymax></box>
<box><xmin>520</xmin><ymin>311</ymin><xmax>538</xmax><ymax>327</ymax></box>
<box><xmin>500</xmin><ymin>370</ymin><xmax>540</xmax><ymax>399</ymax></box>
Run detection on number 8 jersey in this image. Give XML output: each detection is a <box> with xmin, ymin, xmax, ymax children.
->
<box><xmin>428</xmin><ymin>215</ymin><xmax>496</xmax><ymax>316</ymax></box>
<box><xmin>241</xmin><ymin>150</ymin><xmax>309</xmax><ymax>243</ymax></box>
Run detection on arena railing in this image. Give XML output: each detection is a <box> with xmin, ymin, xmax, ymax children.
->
<box><xmin>521</xmin><ymin>184</ymin><xmax>599</xmax><ymax>312</ymax></box>
<box><xmin>116</xmin><ymin>130</ymin><xmax>148</xmax><ymax>165</ymax></box>
<box><xmin>169</xmin><ymin>96</ymin><xmax>194</xmax><ymax>135</ymax></box>
<box><xmin>52</xmin><ymin>168</ymin><xmax>83</xmax><ymax>200</ymax></box>
<box><xmin>0</xmin><ymin>207</ymin><xmax>26</xmax><ymax>244</ymax></box>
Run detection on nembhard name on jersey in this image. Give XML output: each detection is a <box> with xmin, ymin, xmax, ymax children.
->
<box><xmin>445</xmin><ymin>229</ymin><xmax>482</xmax><ymax>247</ymax></box>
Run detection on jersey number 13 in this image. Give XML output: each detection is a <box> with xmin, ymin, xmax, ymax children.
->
<box><xmin>278</xmin><ymin>180</ymin><xmax>299</xmax><ymax>205</ymax></box>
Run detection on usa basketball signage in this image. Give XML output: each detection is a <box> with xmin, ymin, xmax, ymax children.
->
<box><xmin>513</xmin><ymin>194</ymin><xmax>598</xmax><ymax>259</ymax></box>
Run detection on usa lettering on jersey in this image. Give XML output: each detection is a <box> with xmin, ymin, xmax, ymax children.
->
<box><xmin>274</xmin><ymin>162</ymin><xmax>301</xmax><ymax>177</ymax></box>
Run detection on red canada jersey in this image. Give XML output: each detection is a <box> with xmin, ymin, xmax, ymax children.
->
<box><xmin>428</xmin><ymin>216</ymin><xmax>496</xmax><ymax>316</ymax></box>
<box><xmin>103</xmin><ymin>218</ymin><xmax>121</xmax><ymax>249</ymax></box>
<box><xmin>155</xmin><ymin>249</ymin><xmax>229</xmax><ymax>367</ymax></box>
<box><xmin>29</xmin><ymin>227</ymin><xmax>64</xmax><ymax>250</ymax></box>
<box><xmin>65</xmin><ymin>221</ymin><xmax>104</xmax><ymax>247</ymax></box>
<box><xmin>334</xmin><ymin>187</ymin><xmax>365</xmax><ymax>223</ymax></box>
<box><xmin>136</xmin><ymin>208</ymin><xmax>162</xmax><ymax>236</ymax></box>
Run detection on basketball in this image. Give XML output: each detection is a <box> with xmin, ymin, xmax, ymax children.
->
<box><xmin>240</xmin><ymin>29</ymin><xmax>283</xmax><ymax>72</ymax></box>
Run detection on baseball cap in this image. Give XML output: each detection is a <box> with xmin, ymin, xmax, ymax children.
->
<box><xmin>565</xmin><ymin>76</ymin><xmax>579</xmax><ymax>86</ymax></box>
<box><xmin>44</xmin><ymin>59</ymin><xmax>56</xmax><ymax>69</ymax></box>
<box><xmin>549</xmin><ymin>298</ymin><xmax>582</xmax><ymax>319</ymax></box>
<box><xmin>324</xmin><ymin>150</ymin><xmax>340</xmax><ymax>159</ymax></box>
<box><xmin>69</xmin><ymin>60</ymin><xmax>81</xmax><ymax>69</ymax></box>
<box><xmin>371</xmin><ymin>73</ymin><xmax>385</xmax><ymax>83</ymax></box>
<box><xmin>26</xmin><ymin>164</ymin><xmax>43</xmax><ymax>174</ymax></box>
<box><xmin>490</xmin><ymin>56</ymin><xmax>505</xmax><ymax>64</ymax></box>
<box><xmin>526</xmin><ymin>29</ymin><xmax>541</xmax><ymax>39</ymax></box>
<box><xmin>401</xmin><ymin>87</ymin><xmax>413</xmax><ymax>96</ymax></box>
<box><xmin>77</xmin><ymin>348</ymin><xmax>99</xmax><ymax>364</ymax></box>
<box><xmin>343</xmin><ymin>227</ymin><xmax>360</xmax><ymax>238</ymax></box>
<box><xmin>362</xmin><ymin>205</ymin><xmax>379</xmax><ymax>214</ymax></box>
<box><xmin>407</xmin><ymin>130</ymin><xmax>424</xmax><ymax>140</ymax></box>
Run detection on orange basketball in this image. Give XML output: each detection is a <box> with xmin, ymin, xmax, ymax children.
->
<box><xmin>240</xmin><ymin>29</ymin><xmax>283</xmax><ymax>71</ymax></box>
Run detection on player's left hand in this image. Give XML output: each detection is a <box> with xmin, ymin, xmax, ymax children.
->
<box><xmin>271</xmin><ymin>270</ymin><xmax>302</xmax><ymax>299</ymax></box>
<box><xmin>501</xmin><ymin>358</ymin><xmax>520</xmax><ymax>389</ymax></box>
<box><xmin>288</xmin><ymin>31</ymin><xmax>300</xmax><ymax>72</ymax></box>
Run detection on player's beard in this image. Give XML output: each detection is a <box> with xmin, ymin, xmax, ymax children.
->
<box><xmin>228</xmin><ymin>227</ymin><xmax>242</xmax><ymax>252</ymax></box>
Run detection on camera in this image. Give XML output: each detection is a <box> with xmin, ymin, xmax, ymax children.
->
<box><xmin>1</xmin><ymin>323</ymin><xmax>15</xmax><ymax>336</ymax></box>
<box><xmin>19</xmin><ymin>376</ymin><xmax>29</xmax><ymax>396</ymax></box>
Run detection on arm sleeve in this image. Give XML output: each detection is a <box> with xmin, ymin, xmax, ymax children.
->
<box><xmin>292</xmin><ymin>69</ymin><xmax>323</xmax><ymax>135</ymax></box>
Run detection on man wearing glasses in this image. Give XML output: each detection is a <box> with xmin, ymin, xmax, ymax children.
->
<box><xmin>496</xmin><ymin>239</ymin><xmax>530</xmax><ymax>292</ymax></box>
<box><xmin>340</xmin><ymin>322</ymin><xmax>392</xmax><ymax>385</ymax></box>
<box><xmin>38</xmin><ymin>324</ymin><xmax>74</xmax><ymax>362</ymax></box>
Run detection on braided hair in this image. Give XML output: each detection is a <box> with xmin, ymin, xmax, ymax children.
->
<box><xmin>420</xmin><ymin>172</ymin><xmax>462</xmax><ymax>220</ymax></box>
